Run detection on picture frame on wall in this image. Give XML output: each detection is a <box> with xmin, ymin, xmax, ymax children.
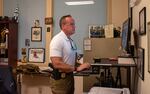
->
<box><xmin>45</xmin><ymin>17</ymin><xmax>53</xmax><ymax>25</ymax></box>
<box><xmin>88</xmin><ymin>25</ymin><xmax>105</xmax><ymax>38</ymax></box>
<box><xmin>28</xmin><ymin>48</ymin><xmax>45</xmax><ymax>63</ymax></box>
<box><xmin>139</xmin><ymin>7</ymin><xmax>146</xmax><ymax>35</ymax></box>
<box><xmin>31</xmin><ymin>27</ymin><xmax>42</xmax><ymax>41</ymax></box>
<box><xmin>137</xmin><ymin>47</ymin><xmax>145</xmax><ymax>80</ymax></box>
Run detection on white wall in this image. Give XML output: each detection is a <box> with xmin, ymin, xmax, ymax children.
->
<box><xmin>3</xmin><ymin>0</ymin><xmax>46</xmax><ymax>60</ymax></box>
<box><xmin>53</xmin><ymin>0</ymin><xmax>107</xmax><ymax>53</ymax></box>
<box><xmin>132</xmin><ymin>0</ymin><xmax>150</xmax><ymax>94</ymax></box>
<box><xmin>112</xmin><ymin>0</ymin><xmax>128</xmax><ymax>27</ymax></box>
<box><xmin>107</xmin><ymin>0</ymin><xmax>128</xmax><ymax>27</ymax></box>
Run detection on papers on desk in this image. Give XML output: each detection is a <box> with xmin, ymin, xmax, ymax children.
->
<box><xmin>39</xmin><ymin>67</ymin><xmax>53</xmax><ymax>73</ymax></box>
<box><xmin>91</xmin><ymin>63</ymin><xmax>112</xmax><ymax>66</ymax></box>
<box><xmin>91</xmin><ymin>58</ymin><xmax>117</xmax><ymax>66</ymax></box>
<box><xmin>118</xmin><ymin>57</ymin><xmax>135</xmax><ymax>65</ymax></box>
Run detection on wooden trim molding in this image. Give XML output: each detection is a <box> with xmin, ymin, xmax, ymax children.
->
<box><xmin>107</xmin><ymin>0</ymin><xmax>112</xmax><ymax>24</ymax></box>
<box><xmin>0</xmin><ymin>0</ymin><xmax>3</xmax><ymax>16</ymax></box>
<box><xmin>45</xmin><ymin>0</ymin><xmax>53</xmax><ymax>63</ymax></box>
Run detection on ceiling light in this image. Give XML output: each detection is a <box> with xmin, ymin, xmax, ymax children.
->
<box><xmin>65</xmin><ymin>1</ymin><xmax>95</xmax><ymax>5</ymax></box>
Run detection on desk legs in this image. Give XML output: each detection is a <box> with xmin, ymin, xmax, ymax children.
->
<box><xmin>17</xmin><ymin>74</ymin><xmax>22</xmax><ymax>94</ymax></box>
<box><xmin>115</xmin><ymin>67</ymin><xmax>122</xmax><ymax>88</ymax></box>
<box><xmin>114</xmin><ymin>67</ymin><xmax>132</xmax><ymax>91</ymax></box>
<box><xmin>127</xmin><ymin>67</ymin><xmax>131</xmax><ymax>89</ymax></box>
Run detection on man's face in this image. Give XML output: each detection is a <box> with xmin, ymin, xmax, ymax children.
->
<box><xmin>62</xmin><ymin>17</ymin><xmax>75</xmax><ymax>36</ymax></box>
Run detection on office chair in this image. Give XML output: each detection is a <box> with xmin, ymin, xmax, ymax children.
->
<box><xmin>0</xmin><ymin>66</ymin><xmax>17</xmax><ymax>94</ymax></box>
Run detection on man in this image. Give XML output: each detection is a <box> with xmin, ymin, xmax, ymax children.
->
<box><xmin>49</xmin><ymin>15</ymin><xmax>90</xmax><ymax>94</ymax></box>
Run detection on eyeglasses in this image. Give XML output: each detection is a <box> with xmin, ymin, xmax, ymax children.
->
<box><xmin>68</xmin><ymin>38</ymin><xmax>77</xmax><ymax>50</ymax></box>
<box><xmin>65</xmin><ymin>23</ymin><xmax>75</xmax><ymax>26</ymax></box>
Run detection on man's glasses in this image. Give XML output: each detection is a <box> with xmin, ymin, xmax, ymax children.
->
<box><xmin>65</xmin><ymin>23</ymin><xmax>75</xmax><ymax>26</ymax></box>
<box><xmin>69</xmin><ymin>38</ymin><xmax>77</xmax><ymax>50</ymax></box>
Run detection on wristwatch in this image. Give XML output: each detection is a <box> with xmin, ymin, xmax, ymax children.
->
<box><xmin>74</xmin><ymin>67</ymin><xmax>77</xmax><ymax>71</ymax></box>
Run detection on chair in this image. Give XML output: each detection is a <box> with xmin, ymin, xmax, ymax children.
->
<box><xmin>0</xmin><ymin>66</ymin><xmax>17</xmax><ymax>94</ymax></box>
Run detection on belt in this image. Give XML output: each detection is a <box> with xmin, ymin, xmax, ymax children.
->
<box><xmin>51</xmin><ymin>70</ymin><xmax>73</xmax><ymax>80</ymax></box>
<box><xmin>60</xmin><ymin>72</ymin><xmax>73</xmax><ymax>78</ymax></box>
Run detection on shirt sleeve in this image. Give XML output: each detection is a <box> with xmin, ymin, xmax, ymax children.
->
<box><xmin>49</xmin><ymin>38</ymin><xmax>63</xmax><ymax>57</ymax></box>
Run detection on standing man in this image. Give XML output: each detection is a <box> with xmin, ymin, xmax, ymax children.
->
<box><xmin>49</xmin><ymin>15</ymin><xmax>90</xmax><ymax>94</ymax></box>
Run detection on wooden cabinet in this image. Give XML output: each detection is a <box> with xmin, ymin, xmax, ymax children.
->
<box><xmin>0</xmin><ymin>17</ymin><xmax>18</xmax><ymax>68</ymax></box>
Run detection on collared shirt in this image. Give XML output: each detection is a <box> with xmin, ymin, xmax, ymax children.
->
<box><xmin>49</xmin><ymin>31</ymin><xmax>77</xmax><ymax>66</ymax></box>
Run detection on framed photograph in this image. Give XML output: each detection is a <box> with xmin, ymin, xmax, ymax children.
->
<box><xmin>31</xmin><ymin>27</ymin><xmax>42</xmax><ymax>41</ymax></box>
<box><xmin>28</xmin><ymin>48</ymin><xmax>45</xmax><ymax>63</ymax></box>
<box><xmin>137</xmin><ymin>47</ymin><xmax>145</xmax><ymax>80</ymax></box>
<box><xmin>45</xmin><ymin>17</ymin><xmax>53</xmax><ymax>25</ymax></box>
<box><xmin>148</xmin><ymin>22</ymin><xmax>150</xmax><ymax>73</ymax></box>
<box><xmin>139</xmin><ymin>7</ymin><xmax>146</xmax><ymax>35</ymax></box>
<box><xmin>89</xmin><ymin>25</ymin><xmax>105</xmax><ymax>38</ymax></box>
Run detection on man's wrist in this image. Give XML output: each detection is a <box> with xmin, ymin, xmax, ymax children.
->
<box><xmin>74</xmin><ymin>67</ymin><xmax>77</xmax><ymax>71</ymax></box>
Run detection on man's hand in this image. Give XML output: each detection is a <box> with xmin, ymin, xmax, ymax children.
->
<box><xmin>76</xmin><ymin>63</ymin><xmax>91</xmax><ymax>72</ymax></box>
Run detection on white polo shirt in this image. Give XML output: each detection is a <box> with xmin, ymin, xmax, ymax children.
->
<box><xmin>49</xmin><ymin>31</ymin><xmax>77</xmax><ymax>66</ymax></box>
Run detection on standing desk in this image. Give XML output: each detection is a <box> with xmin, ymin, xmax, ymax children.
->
<box><xmin>90</xmin><ymin>58</ymin><xmax>136</xmax><ymax>93</ymax></box>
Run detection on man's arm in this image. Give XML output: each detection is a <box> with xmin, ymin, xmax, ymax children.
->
<box><xmin>50</xmin><ymin>57</ymin><xmax>75</xmax><ymax>73</ymax></box>
<box><xmin>76</xmin><ymin>62</ymin><xmax>91</xmax><ymax>72</ymax></box>
<box><xmin>75</xmin><ymin>54</ymin><xmax>91</xmax><ymax>72</ymax></box>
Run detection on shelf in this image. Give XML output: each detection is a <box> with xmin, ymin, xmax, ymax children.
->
<box><xmin>0</xmin><ymin>63</ymin><xmax>8</xmax><ymax>66</ymax></box>
<box><xmin>0</xmin><ymin>58</ymin><xmax>8</xmax><ymax>66</ymax></box>
<box><xmin>0</xmin><ymin>46</ymin><xmax>6</xmax><ymax>49</ymax></box>
<box><xmin>0</xmin><ymin>19</ymin><xmax>18</xmax><ymax>24</ymax></box>
<box><xmin>0</xmin><ymin>58</ymin><xmax>8</xmax><ymax>62</ymax></box>
<box><xmin>0</xmin><ymin>18</ymin><xmax>18</xmax><ymax>67</ymax></box>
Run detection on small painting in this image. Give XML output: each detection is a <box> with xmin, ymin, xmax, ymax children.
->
<box><xmin>31</xmin><ymin>27</ymin><xmax>42</xmax><ymax>41</ymax></box>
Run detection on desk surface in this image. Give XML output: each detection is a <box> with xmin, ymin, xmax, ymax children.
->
<box><xmin>91</xmin><ymin>58</ymin><xmax>136</xmax><ymax>67</ymax></box>
<box><xmin>91</xmin><ymin>62</ymin><xmax>136</xmax><ymax>67</ymax></box>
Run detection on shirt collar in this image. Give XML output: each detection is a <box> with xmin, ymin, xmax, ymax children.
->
<box><xmin>60</xmin><ymin>30</ymin><xmax>70</xmax><ymax>41</ymax></box>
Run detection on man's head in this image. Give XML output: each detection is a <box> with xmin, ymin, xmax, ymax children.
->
<box><xmin>59</xmin><ymin>15</ymin><xmax>75</xmax><ymax>36</ymax></box>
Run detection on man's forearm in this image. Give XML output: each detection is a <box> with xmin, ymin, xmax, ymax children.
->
<box><xmin>56</xmin><ymin>62</ymin><xmax>75</xmax><ymax>73</ymax></box>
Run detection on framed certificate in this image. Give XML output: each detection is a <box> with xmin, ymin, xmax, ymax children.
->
<box><xmin>28</xmin><ymin>48</ymin><xmax>45</xmax><ymax>63</ymax></box>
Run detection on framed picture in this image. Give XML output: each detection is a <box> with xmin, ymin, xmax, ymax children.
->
<box><xmin>139</xmin><ymin>7</ymin><xmax>146</xmax><ymax>35</ymax></box>
<box><xmin>89</xmin><ymin>25</ymin><xmax>105</xmax><ymax>38</ymax></box>
<box><xmin>148</xmin><ymin>22</ymin><xmax>150</xmax><ymax>73</ymax></box>
<box><xmin>45</xmin><ymin>17</ymin><xmax>53</xmax><ymax>25</ymax></box>
<box><xmin>137</xmin><ymin>47</ymin><xmax>145</xmax><ymax>80</ymax></box>
<box><xmin>28</xmin><ymin>48</ymin><xmax>45</xmax><ymax>63</ymax></box>
<box><xmin>31</xmin><ymin>27</ymin><xmax>42</xmax><ymax>41</ymax></box>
